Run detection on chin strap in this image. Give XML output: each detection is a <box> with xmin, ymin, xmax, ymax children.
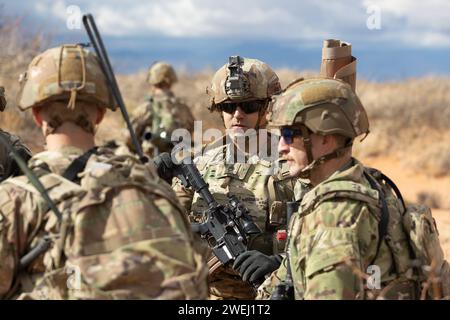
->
<box><xmin>298</xmin><ymin>126</ymin><xmax>353</xmax><ymax>179</ymax></box>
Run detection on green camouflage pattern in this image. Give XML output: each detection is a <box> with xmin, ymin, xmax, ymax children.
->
<box><xmin>258</xmin><ymin>159</ymin><xmax>418</xmax><ymax>300</ymax></box>
<box><xmin>17</xmin><ymin>44</ymin><xmax>115</xmax><ymax>111</ymax></box>
<box><xmin>147</xmin><ymin>62</ymin><xmax>178</xmax><ymax>86</ymax></box>
<box><xmin>127</xmin><ymin>91</ymin><xmax>194</xmax><ymax>156</ymax></box>
<box><xmin>268</xmin><ymin>78</ymin><xmax>369</xmax><ymax>139</ymax></box>
<box><xmin>0</xmin><ymin>146</ymin><xmax>208</xmax><ymax>299</ymax></box>
<box><xmin>207</xmin><ymin>57</ymin><xmax>281</xmax><ymax>107</ymax></box>
<box><xmin>172</xmin><ymin>134</ymin><xmax>295</xmax><ymax>299</ymax></box>
<box><xmin>0</xmin><ymin>129</ymin><xmax>32</xmax><ymax>182</ymax></box>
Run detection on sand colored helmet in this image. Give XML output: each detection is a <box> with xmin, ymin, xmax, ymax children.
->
<box><xmin>269</xmin><ymin>77</ymin><xmax>369</xmax><ymax>138</ymax></box>
<box><xmin>147</xmin><ymin>61</ymin><xmax>178</xmax><ymax>86</ymax></box>
<box><xmin>269</xmin><ymin>77</ymin><xmax>369</xmax><ymax>178</ymax></box>
<box><xmin>207</xmin><ymin>56</ymin><xmax>281</xmax><ymax>111</ymax></box>
<box><xmin>17</xmin><ymin>44</ymin><xmax>115</xmax><ymax>111</ymax></box>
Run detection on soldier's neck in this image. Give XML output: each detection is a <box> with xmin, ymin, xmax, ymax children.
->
<box><xmin>309</xmin><ymin>154</ymin><xmax>352</xmax><ymax>186</ymax></box>
<box><xmin>45</xmin><ymin>122</ymin><xmax>96</xmax><ymax>152</ymax></box>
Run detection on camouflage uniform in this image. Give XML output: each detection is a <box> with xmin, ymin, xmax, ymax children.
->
<box><xmin>0</xmin><ymin>130</ymin><xmax>32</xmax><ymax>182</ymax></box>
<box><xmin>258</xmin><ymin>78</ymin><xmax>419</xmax><ymax>300</ymax></box>
<box><xmin>128</xmin><ymin>62</ymin><xmax>194</xmax><ymax>157</ymax></box>
<box><xmin>173</xmin><ymin>57</ymin><xmax>295</xmax><ymax>299</ymax></box>
<box><xmin>0</xmin><ymin>87</ymin><xmax>33</xmax><ymax>181</ymax></box>
<box><xmin>0</xmin><ymin>45</ymin><xmax>208</xmax><ymax>300</ymax></box>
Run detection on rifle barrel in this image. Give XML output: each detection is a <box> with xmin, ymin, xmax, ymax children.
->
<box><xmin>82</xmin><ymin>14</ymin><xmax>146</xmax><ymax>162</ymax></box>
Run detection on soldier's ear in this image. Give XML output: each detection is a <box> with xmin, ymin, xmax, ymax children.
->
<box><xmin>32</xmin><ymin>107</ymin><xmax>44</xmax><ymax>127</ymax></box>
<box><xmin>95</xmin><ymin>107</ymin><xmax>107</xmax><ymax>125</ymax></box>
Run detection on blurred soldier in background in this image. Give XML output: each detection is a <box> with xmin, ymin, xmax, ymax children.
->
<box><xmin>127</xmin><ymin>61</ymin><xmax>194</xmax><ymax>157</ymax></box>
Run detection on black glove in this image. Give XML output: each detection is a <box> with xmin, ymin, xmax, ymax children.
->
<box><xmin>152</xmin><ymin>153</ymin><xmax>176</xmax><ymax>184</ymax></box>
<box><xmin>232</xmin><ymin>250</ymin><xmax>282</xmax><ymax>283</ymax></box>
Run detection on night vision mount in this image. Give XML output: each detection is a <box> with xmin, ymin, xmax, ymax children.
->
<box><xmin>225</xmin><ymin>55</ymin><xmax>250</xmax><ymax>99</ymax></box>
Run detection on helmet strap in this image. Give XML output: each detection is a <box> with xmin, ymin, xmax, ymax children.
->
<box><xmin>300</xmin><ymin>125</ymin><xmax>314</xmax><ymax>163</ymax></box>
<box><xmin>298</xmin><ymin>133</ymin><xmax>353</xmax><ymax>179</ymax></box>
<box><xmin>43</xmin><ymin>101</ymin><xmax>95</xmax><ymax>136</ymax></box>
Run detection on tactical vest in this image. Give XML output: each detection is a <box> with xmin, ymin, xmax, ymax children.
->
<box><xmin>6</xmin><ymin>148</ymin><xmax>207</xmax><ymax>299</ymax></box>
<box><xmin>146</xmin><ymin>94</ymin><xmax>193</xmax><ymax>135</ymax></box>
<box><xmin>191</xmin><ymin>144</ymin><xmax>293</xmax><ymax>256</ymax></box>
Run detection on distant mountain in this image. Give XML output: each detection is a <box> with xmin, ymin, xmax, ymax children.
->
<box><xmin>54</xmin><ymin>35</ymin><xmax>450</xmax><ymax>81</ymax></box>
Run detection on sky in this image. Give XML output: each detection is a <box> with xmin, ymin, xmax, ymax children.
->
<box><xmin>2</xmin><ymin>0</ymin><xmax>450</xmax><ymax>80</ymax></box>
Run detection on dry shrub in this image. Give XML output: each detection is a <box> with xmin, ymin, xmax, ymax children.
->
<box><xmin>405</xmin><ymin>141</ymin><xmax>450</xmax><ymax>177</ymax></box>
<box><xmin>0</xmin><ymin>14</ymin><xmax>48</xmax><ymax>152</ymax></box>
<box><xmin>417</xmin><ymin>191</ymin><xmax>442</xmax><ymax>209</ymax></box>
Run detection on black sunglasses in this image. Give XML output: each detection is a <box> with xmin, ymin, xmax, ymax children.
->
<box><xmin>216</xmin><ymin>100</ymin><xmax>267</xmax><ymax>114</ymax></box>
<box><xmin>280</xmin><ymin>127</ymin><xmax>303</xmax><ymax>145</ymax></box>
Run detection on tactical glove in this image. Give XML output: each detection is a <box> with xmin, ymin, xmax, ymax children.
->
<box><xmin>233</xmin><ymin>250</ymin><xmax>282</xmax><ymax>283</ymax></box>
<box><xmin>153</xmin><ymin>153</ymin><xmax>175</xmax><ymax>183</ymax></box>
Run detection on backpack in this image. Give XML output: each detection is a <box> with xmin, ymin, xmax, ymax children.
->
<box><xmin>365</xmin><ymin>168</ymin><xmax>450</xmax><ymax>300</ymax></box>
<box><xmin>8</xmin><ymin>147</ymin><xmax>207</xmax><ymax>299</ymax></box>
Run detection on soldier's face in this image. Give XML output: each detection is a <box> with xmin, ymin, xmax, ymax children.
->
<box><xmin>222</xmin><ymin>105</ymin><xmax>261</xmax><ymax>134</ymax></box>
<box><xmin>278</xmin><ymin>130</ymin><xmax>330</xmax><ymax>178</ymax></box>
<box><xmin>278</xmin><ymin>133</ymin><xmax>309</xmax><ymax>177</ymax></box>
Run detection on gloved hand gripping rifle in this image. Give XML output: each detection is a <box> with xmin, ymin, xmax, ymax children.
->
<box><xmin>154</xmin><ymin>152</ymin><xmax>262</xmax><ymax>266</ymax></box>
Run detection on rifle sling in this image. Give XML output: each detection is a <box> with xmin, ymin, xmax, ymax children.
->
<box><xmin>364</xmin><ymin>171</ymin><xmax>390</xmax><ymax>266</ymax></box>
<box><xmin>62</xmin><ymin>147</ymin><xmax>98</xmax><ymax>183</ymax></box>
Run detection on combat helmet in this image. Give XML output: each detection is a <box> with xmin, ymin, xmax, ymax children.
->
<box><xmin>207</xmin><ymin>56</ymin><xmax>281</xmax><ymax>111</ymax></box>
<box><xmin>147</xmin><ymin>61</ymin><xmax>177</xmax><ymax>86</ymax></box>
<box><xmin>269</xmin><ymin>77</ymin><xmax>369</xmax><ymax>177</ymax></box>
<box><xmin>17</xmin><ymin>44</ymin><xmax>115</xmax><ymax>111</ymax></box>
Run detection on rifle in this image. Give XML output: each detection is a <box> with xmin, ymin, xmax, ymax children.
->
<box><xmin>270</xmin><ymin>201</ymin><xmax>299</xmax><ymax>300</ymax></box>
<box><xmin>9</xmin><ymin>149</ymin><xmax>63</xmax><ymax>270</ymax></box>
<box><xmin>82</xmin><ymin>14</ymin><xmax>147</xmax><ymax>163</ymax></box>
<box><xmin>154</xmin><ymin>152</ymin><xmax>261</xmax><ymax>266</ymax></box>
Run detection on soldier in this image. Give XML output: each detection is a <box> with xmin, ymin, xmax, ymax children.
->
<box><xmin>0</xmin><ymin>86</ymin><xmax>32</xmax><ymax>181</ymax></box>
<box><xmin>0</xmin><ymin>44</ymin><xmax>208</xmax><ymax>299</ymax></box>
<box><xmin>172</xmin><ymin>56</ymin><xmax>295</xmax><ymax>299</ymax></box>
<box><xmin>127</xmin><ymin>61</ymin><xmax>194</xmax><ymax>157</ymax></box>
<box><xmin>258</xmin><ymin>77</ymin><xmax>426</xmax><ymax>300</ymax></box>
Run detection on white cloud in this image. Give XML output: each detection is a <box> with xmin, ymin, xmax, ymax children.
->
<box><xmin>4</xmin><ymin>0</ymin><xmax>450</xmax><ymax>47</ymax></box>
<box><xmin>363</xmin><ymin>0</ymin><xmax>450</xmax><ymax>46</ymax></box>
